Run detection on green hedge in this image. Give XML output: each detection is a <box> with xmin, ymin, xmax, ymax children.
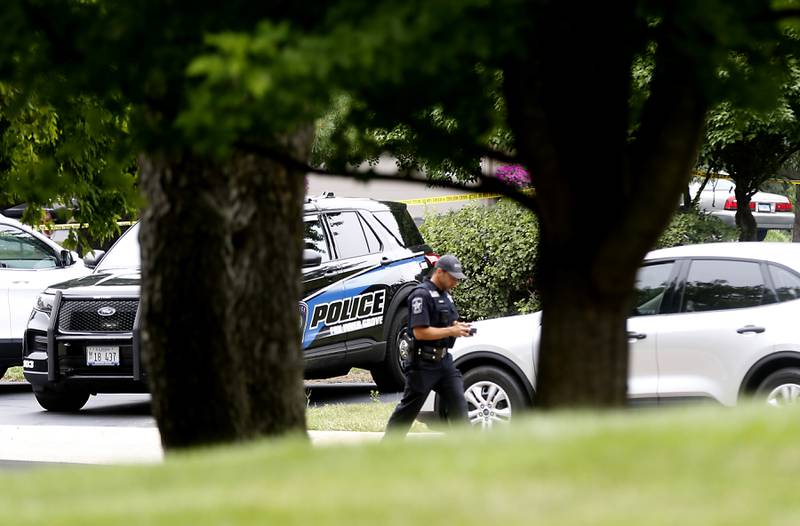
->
<box><xmin>420</xmin><ymin>199</ymin><xmax>540</xmax><ymax>321</ymax></box>
<box><xmin>655</xmin><ymin>209</ymin><xmax>737</xmax><ymax>249</ymax></box>
<box><xmin>420</xmin><ymin>201</ymin><xmax>736</xmax><ymax>321</ymax></box>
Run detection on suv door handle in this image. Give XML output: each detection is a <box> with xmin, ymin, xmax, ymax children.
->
<box><xmin>627</xmin><ymin>331</ymin><xmax>647</xmax><ymax>340</ymax></box>
<box><xmin>737</xmin><ymin>325</ymin><xmax>765</xmax><ymax>334</ymax></box>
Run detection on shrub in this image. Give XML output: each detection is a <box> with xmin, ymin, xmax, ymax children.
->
<box><xmin>655</xmin><ymin>209</ymin><xmax>737</xmax><ymax>249</ymax></box>
<box><xmin>420</xmin><ymin>199</ymin><xmax>539</xmax><ymax>320</ymax></box>
<box><xmin>420</xmin><ymin>202</ymin><xmax>734</xmax><ymax>321</ymax></box>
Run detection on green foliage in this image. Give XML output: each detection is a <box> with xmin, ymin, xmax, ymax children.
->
<box><xmin>655</xmin><ymin>209</ymin><xmax>737</xmax><ymax>249</ymax></box>
<box><xmin>420</xmin><ymin>200</ymin><xmax>539</xmax><ymax>320</ymax></box>
<box><xmin>0</xmin><ymin>84</ymin><xmax>139</xmax><ymax>249</ymax></box>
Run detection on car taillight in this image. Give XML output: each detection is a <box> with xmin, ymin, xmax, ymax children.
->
<box><xmin>749</xmin><ymin>201</ymin><xmax>756</xmax><ymax>210</ymax></box>
<box><xmin>776</xmin><ymin>202</ymin><xmax>793</xmax><ymax>212</ymax></box>
<box><xmin>424</xmin><ymin>253</ymin><xmax>440</xmax><ymax>268</ymax></box>
<box><xmin>724</xmin><ymin>196</ymin><xmax>738</xmax><ymax>210</ymax></box>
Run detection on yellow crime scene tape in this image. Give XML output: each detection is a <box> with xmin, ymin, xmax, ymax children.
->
<box><xmin>37</xmin><ymin>220</ymin><xmax>136</xmax><ymax>232</ymax></box>
<box><xmin>398</xmin><ymin>188</ymin><xmax>535</xmax><ymax>206</ymax></box>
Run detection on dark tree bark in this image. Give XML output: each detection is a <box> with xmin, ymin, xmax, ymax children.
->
<box><xmin>139</xmin><ymin>133</ymin><xmax>312</xmax><ymax>449</ymax></box>
<box><xmin>734</xmin><ymin>185</ymin><xmax>758</xmax><ymax>241</ymax></box>
<box><xmin>227</xmin><ymin>131</ymin><xmax>313</xmax><ymax>437</ymax></box>
<box><xmin>794</xmin><ymin>184</ymin><xmax>800</xmax><ymax>242</ymax></box>
<box><xmin>504</xmin><ymin>2</ymin><xmax>708</xmax><ymax>407</ymax></box>
<box><xmin>139</xmin><ymin>153</ymin><xmax>247</xmax><ymax>448</ymax></box>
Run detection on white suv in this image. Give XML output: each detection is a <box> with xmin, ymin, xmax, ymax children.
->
<box><xmin>427</xmin><ymin>242</ymin><xmax>800</xmax><ymax>427</ymax></box>
<box><xmin>0</xmin><ymin>215</ymin><xmax>90</xmax><ymax>378</ymax></box>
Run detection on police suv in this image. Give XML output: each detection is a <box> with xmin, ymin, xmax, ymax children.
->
<box><xmin>23</xmin><ymin>194</ymin><xmax>436</xmax><ymax>411</ymax></box>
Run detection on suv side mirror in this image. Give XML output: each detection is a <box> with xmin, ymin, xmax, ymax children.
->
<box><xmin>302</xmin><ymin>249</ymin><xmax>322</xmax><ymax>268</ymax></box>
<box><xmin>59</xmin><ymin>249</ymin><xmax>74</xmax><ymax>267</ymax></box>
<box><xmin>83</xmin><ymin>249</ymin><xmax>106</xmax><ymax>269</ymax></box>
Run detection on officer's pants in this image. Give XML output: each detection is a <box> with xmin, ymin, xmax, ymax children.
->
<box><xmin>385</xmin><ymin>353</ymin><xmax>467</xmax><ymax>436</ymax></box>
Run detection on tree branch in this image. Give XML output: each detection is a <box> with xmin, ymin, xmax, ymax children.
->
<box><xmin>236</xmin><ymin>141</ymin><xmax>538</xmax><ymax>211</ymax></box>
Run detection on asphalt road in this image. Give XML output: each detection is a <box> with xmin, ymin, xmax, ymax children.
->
<box><xmin>0</xmin><ymin>382</ymin><xmax>401</xmax><ymax>428</ymax></box>
<box><xmin>0</xmin><ymin>382</ymin><xmax>402</xmax><ymax>469</ymax></box>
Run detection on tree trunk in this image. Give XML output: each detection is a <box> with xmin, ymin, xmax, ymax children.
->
<box><xmin>734</xmin><ymin>186</ymin><xmax>757</xmax><ymax>241</ymax></box>
<box><xmin>502</xmin><ymin>2</ymin><xmax>708</xmax><ymax>408</ymax></box>
<box><xmin>794</xmin><ymin>184</ymin><xmax>800</xmax><ymax>242</ymax></box>
<box><xmin>139</xmin><ymin>154</ymin><xmax>248</xmax><ymax>448</ymax></box>
<box><xmin>535</xmin><ymin>257</ymin><xmax>631</xmax><ymax>406</ymax></box>
<box><xmin>227</xmin><ymin>131</ymin><xmax>312</xmax><ymax>437</ymax></box>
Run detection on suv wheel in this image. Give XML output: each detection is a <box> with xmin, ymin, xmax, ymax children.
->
<box><xmin>460</xmin><ymin>365</ymin><xmax>526</xmax><ymax>429</ymax></box>
<box><xmin>757</xmin><ymin>368</ymin><xmax>800</xmax><ymax>407</ymax></box>
<box><xmin>370</xmin><ymin>310</ymin><xmax>409</xmax><ymax>391</ymax></box>
<box><xmin>34</xmin><ymin>390</ymin><xmax>90</xmax><ymax>412</ymax></box>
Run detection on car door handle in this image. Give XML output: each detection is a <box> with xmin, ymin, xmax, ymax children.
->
<box><xmin>11</xmin><ymin>280</ymin><xmax>30</xmax><ymax>284</ymax></box>
<box><xmin>737</xmin><ymin>325</ymin><xmax>765</xmax><ymax>334</ymax></box>
<box><xmin>627</xmin><ymin>331</ymin><xmax>647</xmax><ymax>340</ymax></box>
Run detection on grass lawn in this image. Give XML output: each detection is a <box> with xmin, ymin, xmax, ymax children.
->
<box><xmin>1</xmin><ymin>402</ymin><xmax>799</xmax><ymax>525</ymax></box>
<box><xmin>306</xmin><ymin>401</ymin><xmax>428</xmax><ymax>432</ymax></box>
<box><xmin>0</xmin><ymin>366</ymin><xmax>24</xmax><ymax>382</ymax></box>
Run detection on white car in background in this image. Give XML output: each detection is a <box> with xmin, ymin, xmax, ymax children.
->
<box><xmin>691</xmin><ymin>179</ymin><xmax>793</xmax><ymax>240</ymax></box>
<box><xmin>0</xmin><ymin>214</ymin><xmax>90</xmax><ymax>378</ymax></box>
<box><xmin>426</xmin><ymin>242</ymin><xmax>800</xmax><ymax>427</ymax></box>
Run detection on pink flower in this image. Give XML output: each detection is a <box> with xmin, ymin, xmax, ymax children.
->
<box><xmin>495</xmin><ymin>165</ymin><xmax>531</xmax><ymax>187</ymax></box>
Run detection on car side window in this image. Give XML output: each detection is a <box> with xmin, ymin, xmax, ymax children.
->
<box><xmin>304</xmin><ymin>216</ymin><xmax>331</xmax><ymax>263</ymax></box>
<box><xmin>681</xmin><ymin>259</ymin><xmax>774</xmax><ymax>313</ymax></box>
<box><xmin>0</xmin><ymin>225</ymin><xmax>58</xmax><ymax>269</ymax></box>
<box><xmin>633</xmin><ymin>262</ymin><xmax>674</xmax><ymax>316</ymax></box>
<box><xmin>769</xmin><ymin>264</ymin><xmax>800</xmax><ymax>302</ymax></box>
<box><xmin>359</xmin><ymin>214</ymin><xmax>382</xmax><ymax>254</ymax></box>
<box><xmin>326</xmin><ymin>211</ymin><xmax>370</xmax><ymax>259</ymax></box>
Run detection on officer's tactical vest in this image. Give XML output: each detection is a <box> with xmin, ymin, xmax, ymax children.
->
<box><xmin>411</xmin><ymin>282</ymin><xmax>456</xmax><ymax>350</ymax></box>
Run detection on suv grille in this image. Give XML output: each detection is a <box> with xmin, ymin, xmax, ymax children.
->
<box><xmin>58</xmin><ymin>299</ymin><xmax>138</xmax><ymax>333</ymax></box>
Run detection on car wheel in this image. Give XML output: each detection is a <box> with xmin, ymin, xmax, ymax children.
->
<box><xmin>756</xmin><ymin>228</ymin><xmax>769</xmax><ymax>241</ymax></box>
<box><xmin>34</xmin><ymin>390</ymin><xmax>90</xmax><ymax>412</ymax></box>
<box><xmin>370</xmin><ymin>310</ymin><xmax>409</xmax><ymax>391</ymax></box>
<box><xmin>461</xmin><ymin>365</ymin><xmax>527</xmax><ymax>429</ymax></box>
<box><xmin>756</xmin><ymin>368</ymin><xmax>800</xmax><ymax>407</ymax></box>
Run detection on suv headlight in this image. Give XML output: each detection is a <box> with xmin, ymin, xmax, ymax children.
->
<box><xmin>34</xmin><ymin>293</ymin><xmax>55</xmax><ymax>315</ymax></box>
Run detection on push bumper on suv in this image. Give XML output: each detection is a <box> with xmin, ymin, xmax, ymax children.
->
<box><xmin>23</xmin><ymin>291</ymin><xmax>147</xmax><ymax>394</ymax></box>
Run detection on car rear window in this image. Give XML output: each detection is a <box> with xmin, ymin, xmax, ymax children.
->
<box><xmin>374</xmin><ymin>203</ymin><xmax>425</xmax><ymax>249</ymax></box>
<box><xmin>769</xmin><ymin>264</ymin><xmax>800</xmax><ymax>302</ymax></box>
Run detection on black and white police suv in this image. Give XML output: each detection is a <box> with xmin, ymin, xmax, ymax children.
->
<box><xmin>23</xmin><ymin>194</ymin><xmax>436</xmax><ymax>411</ymax></box>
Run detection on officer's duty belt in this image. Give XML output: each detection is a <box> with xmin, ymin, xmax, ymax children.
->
<box><xmin>414</xmin><ymin>346</ymin><xmax>448</xmax><ymax>363</ymax></box>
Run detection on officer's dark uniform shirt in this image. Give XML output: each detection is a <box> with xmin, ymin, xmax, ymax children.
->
<box><xmin>408</xmin><ymin>278</ymin><xmax>459</xmax><ymax>349</ymax></box>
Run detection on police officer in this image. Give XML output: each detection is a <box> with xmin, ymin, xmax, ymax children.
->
<box><xmin>384</xmin><ymin>254</ymin><xmax>473</xmax><ymax>436</ymax></box>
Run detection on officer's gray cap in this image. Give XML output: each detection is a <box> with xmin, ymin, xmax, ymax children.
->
<box><xmin>435</xmin><ymin>254</ymin><xmax>467</xmax><ymax>280</ymax></box>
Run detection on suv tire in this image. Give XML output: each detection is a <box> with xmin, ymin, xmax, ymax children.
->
<box><xmin>756</xmin><ymin>367</ymin><xmax>800</xmax><ymax>406</ymax></box>
<box><xmin>34</xmin><ymin>390</ymin><xmax>90</xmax><ymax>412</ymax></box>
<box><xmin>370</xmin><ymin>310</ymin><xmax>409</xmax><ymax>391</ymax></box>
<box><xmin>460</xmin><ymin>365</ymin><xmax>527</xmax><ymax>428</ymax></box>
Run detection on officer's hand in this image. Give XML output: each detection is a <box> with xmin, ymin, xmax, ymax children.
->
<box><xmin>450</xmin><ymin>321</ymin><xmax>472</xmax><ymax>338</ymax></box>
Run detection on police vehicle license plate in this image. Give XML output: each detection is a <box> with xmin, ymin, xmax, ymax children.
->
<box><xmin>86</xmin><ymin>346</ymin><xmax>120</xmax><ymax>366</ymax></box>
<box><xmin>758</xmin><ymin>203</ymin><xmax>771</xmax><ymax>212</ymax></box>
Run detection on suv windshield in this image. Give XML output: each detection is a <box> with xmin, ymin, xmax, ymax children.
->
<box><xmin>96</xmin><ymin>223</ymin><xmax>141</xmax><ymax>272</ymax></box>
